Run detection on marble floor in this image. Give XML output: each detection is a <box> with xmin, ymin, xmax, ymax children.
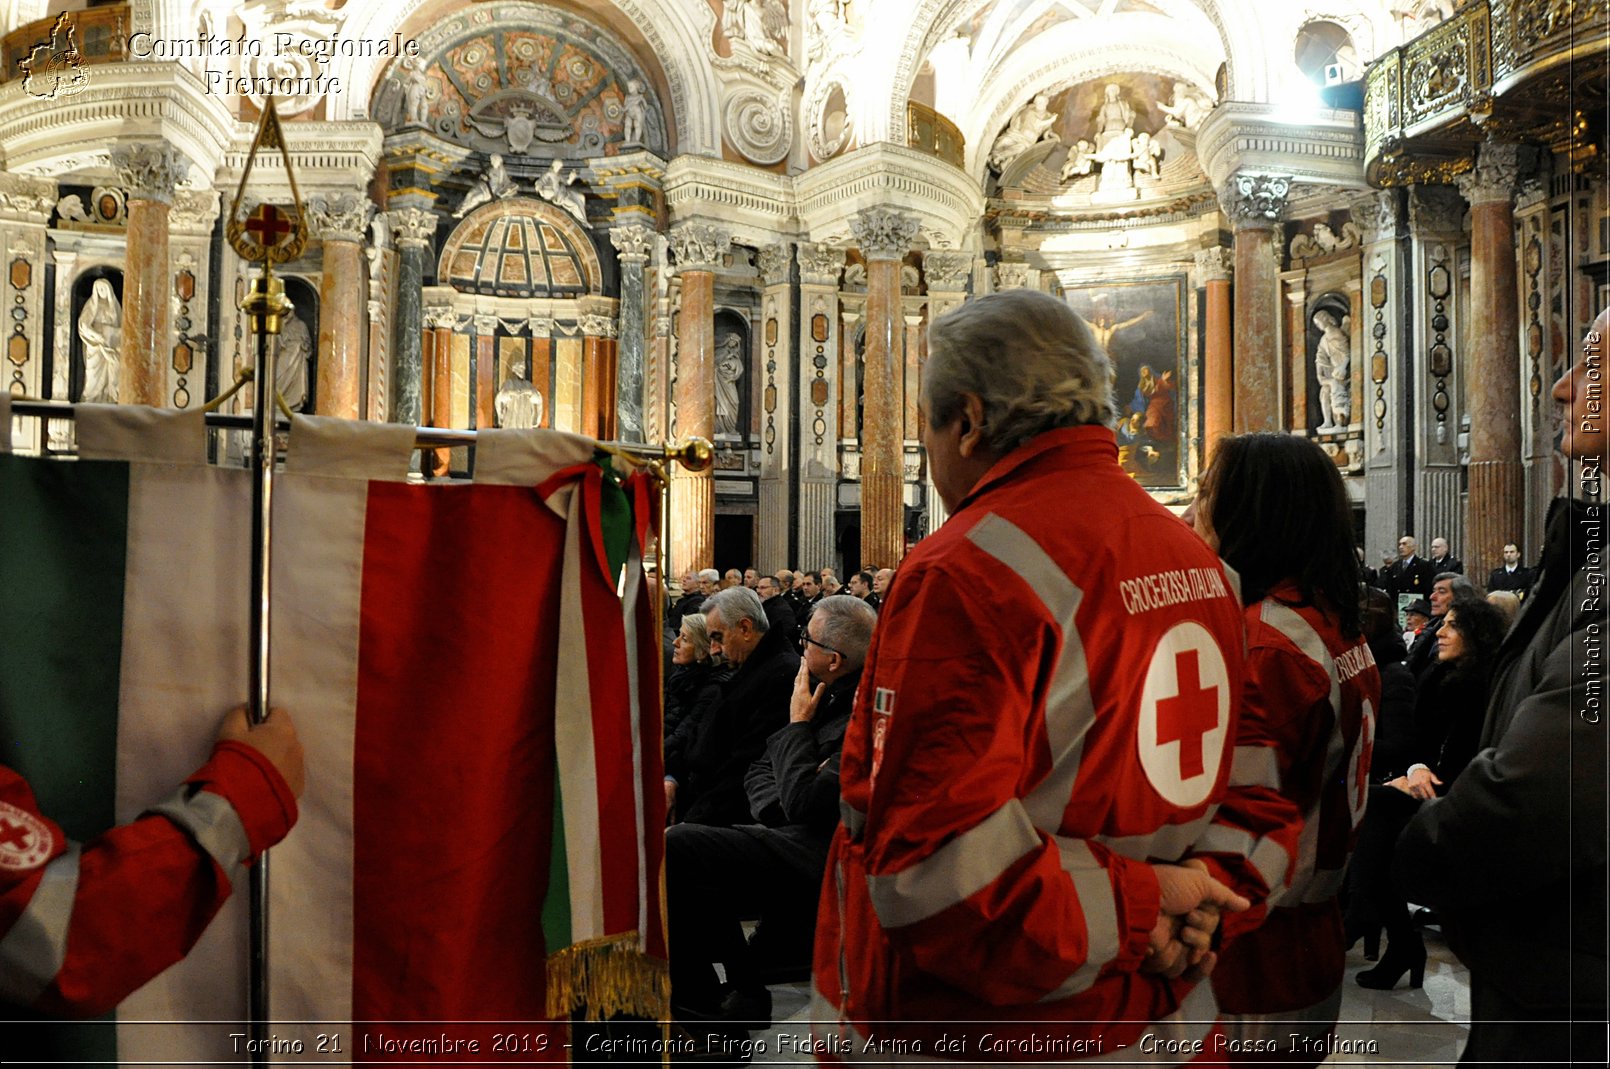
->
<box><xmin>741</xmin><ymin>931</ymin><xmax>1470</xmax><ymax>1066</ymax></box>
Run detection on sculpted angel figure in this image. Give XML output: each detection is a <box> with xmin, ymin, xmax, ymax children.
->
<box><xmin>402</xmin><ymin>66</ymin><xmax>429</xmax><ymax>126</ymax></box>
<box><xmin>1059</xmin><ymin>139</ymin><xmax>1096</xmax><ymax>182</ymax></box>
<box><xmin>534</xmin><ymin>158</ymin><xmax>588</xmax><ymax>224</ymax></box>
<box><xmin>723</xmin><ymin>0</ymin><xmax>789</xmax><ymax>56</ymax></box>
<box><xmin>622</xmin><ymin>79</ymin><xmax>647</xmax><ymax>144</ymax></box>
<box><xmin>77</xmin><ymin>278</ymin><xmax>121</xmax><ymax>404</ymax></box>
<box><xmin>1157</xmin><ymin>81</ymin><xmax>1213</xmax><ymax>128</ymax></box>
<box><xmin>988</xmin><ymin>93</ymin><xmax>1060</xmax><ymax>171</ymax></box>
<box><xmin>455</xmin><ymin>154</ymin><xmax>518</xmax><ymax>218</ymax></box>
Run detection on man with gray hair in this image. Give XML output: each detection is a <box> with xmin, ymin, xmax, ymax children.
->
<box><xmin>669</xmin><ymin>586</ymin><xmax>799</xmax><ymax>828</ymax></box>
<box><xmin>668</xmin><ymin>595</ymin><xmax>876</xmax><ymax>1036</ymax></box>
<box><xmin>697</xmin><ymin>568</ymin><xmax>721</xmax><ymax>597</ymax></box>
<box><xmin>813</xmin><ymin>288</ymin><xmax>1271</xmax><ymax>1061</ymax></box>
<box><xmin>1407</xmin><ymin>571</ymin><xmax>1477</xmax><ymax>677</ymax></box>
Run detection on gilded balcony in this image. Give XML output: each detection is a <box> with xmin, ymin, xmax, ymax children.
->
<box><xmin>906</xmin><ymin>101</ymin><xmax>965</xmax><ymax>170</ymax></box>
<box><xmin>1363</xmin><ymin>0</ymin><xmax>1607</xmax><ymax>186</ymax></box>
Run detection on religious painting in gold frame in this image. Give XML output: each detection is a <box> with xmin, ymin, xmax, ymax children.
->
<box><xmin>1064</xmin><ymin>275</ymin><xmax>1188</xmax><ymax>489</ymax></box>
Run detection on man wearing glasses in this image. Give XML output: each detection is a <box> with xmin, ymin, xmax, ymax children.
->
<box><xmin>667</xmin><ymin>595</ymin><xmax>875</xmax><ymax>1042</ymax></box>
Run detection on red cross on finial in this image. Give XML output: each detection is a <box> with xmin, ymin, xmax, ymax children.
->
<box><xmin>0</xmin><ymin>817</ymin><xmax>31</xmax><ymax>851</ymax></box>
<box><xmin>1156</xmin><ymin>649</ymin><xmax>1219</xmax><ymax>779</ymax></box>
<box><xmin>245</xmin><ymin>204</ymin><xmax>293</xmax><ymax>247</ymax></box>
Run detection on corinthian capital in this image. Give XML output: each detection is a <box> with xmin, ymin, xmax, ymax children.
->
<box><xmin>609</xmin><ymin>224</ymin><xmax>656</xmax><ymax>264</ymax></box>
<box><xmin>1348</xmin><ymin>189</ymin><xmax>1400</xmax><ymax>245</ymax></box>
<box><xmin>922</xmin><ymin>251</ymin><xmax>973</xmax><ymax>293</ymax></box>
<box><xmin>1455</xmin><ymin>143</ymin><xmax>1538</xmax><ymax>207</ymax></box>
<box><xmin>849</xmin><ymin>208</ymin><xmax>919</xmax><ymax>262</ymax></box>
<box><xmin>1220</xmin><ymin>173</ymin><xmax>1291</xmax><ymax>226</ymax></box>
<box><xmin>111</xmin><ymin>141</ymin><xmax>190</xmax><ymax>205</ymax></box>
<box><xmin>386</xmin><ymin>207</ymin><xmax>437</xmax><ymax>248</ymax></box>
<box><xmin>307</xmin><ymin>192</ymin><xmax>376</xmax><ymax>243</ymax></box>
<box><xmin>669</xmin><ymin>222</ymin><xmax>731</xmax><ymax>271</ymax></box>
<box><xmin>1193</xmin><ymin>247</ymin><xmax>1233</xmax><ymax>283</ymax></box>
<box><xmin>756</xmin><ymin>242</ymin><xmax>792</xmax><ymax>286</ymax></box>
<box><xmin>796</xmin><ymin>242</ymin><xmax>844</xmax><ymax>287</ymax></box>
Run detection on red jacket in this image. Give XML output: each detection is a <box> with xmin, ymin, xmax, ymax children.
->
<box><xmin>0</xmin><ymin>742</ymin><xmax>297</xmax><ymax>1017</ymax></box>
<box><xmin>1211</xmin><ymin>590</ymin><xmax>1379</xmax><ymax>1015</ymax></box>
<box><xmin>811</xmin><ymin>426</ymin><xmax>1298</xmax><ymax>1061</ymax></box>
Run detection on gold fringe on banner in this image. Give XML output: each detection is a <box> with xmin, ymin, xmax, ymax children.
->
<box><xmin>546</xmin><ymin>933</ymin><xmax>670</xmax><ymax>1020</ymax></box>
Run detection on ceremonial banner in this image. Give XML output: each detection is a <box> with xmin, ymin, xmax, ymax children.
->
<box><xmin>0</xmin><ymin>405</ymin><xmax>667</xmax><ymax>1062</ymax></box>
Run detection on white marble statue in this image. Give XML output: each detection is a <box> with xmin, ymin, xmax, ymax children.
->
<box><xmin>77</xmin><ymin>278</ymin><xmax>121</xmax><ymax>404</ymax></box>
<box><xmin>1059</xmin><ymin>139</ymin><xmax>1095</xmax><ymax>182</ymax></box>
<box><xmin>714</xmin><ymin>332</ymin><xmax>744</xmax><ymax>435</ymax></box>
<box><xmin>1157</xmin><ymin>81</ymin><xmax>1214</xmax><ymax>129</ymax></box>
<box><xmin>1313</xmin><ymin>309</ymin><xmax>1352</xmax><ymax>432</ymax></box>
<box><xmin>402</xmin><ymin>66</ymin><xmax>429</xmax><ymax>126</ymax></box>
<box><xmin>495</xmin><ymin>359</ymin><xmax>544</xmax><ymax>429</ymax></box>
<box><xmin>1133</xmin><ymin>130</ymin><xmax>1163</xmax><ymax>179</ymax></box>
<box><xmin>534</xmin><ymin>158</ymin><xmax>588</xmax><ymax>224</ymax></box>
<box><xmin>276</xmin><ymin>312</ymin><xmax>311</xmax><ymax>412</ymax></box>
<box><xmin>622</xmin><ymin>79</ymin><xmax>647</xmax><ymax>145</ymax></box>
<box><xmin>1095</xmin><ymin>127</ymin><xmax>1138</xmax><ymax>194</ymax></box>
<box><xmin>988</xmin><ymin>93</ymin><xmax>1060</xmax><ymax>171</ymax></box>
<box><xmin>1093</xmin><ymin>84</ymin><xmax>1136</xmax><ymax>152</ymax></box>
<box><xmin>723</xmin><ymin>0</ymin><xmax>789</xmax><ymax>56</ymax></box>
<box><xmin>455</xmin><ymin>154</ymin><xmax>518</xmax><ymax>218</ymax></box>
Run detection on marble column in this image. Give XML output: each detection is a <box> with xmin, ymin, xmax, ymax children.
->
<box><xmin>797</xmin><ymin>243</ymin><xmax>845</xmax><ymax>572</ymax></box>
<box><xmin>307</xmin><ymin>193</ymin><xmax>375</xmax><ymax>419</ymax></box>
<box><xmin>473</xmin><ymin>315</ymin><xmax>498</xmax><ymax>431</ymax></box>
<box><xmin>1194</xmin><ymin>247</ymin><xmax>1234</xmax><ymax>456</ymax></box>
<box><xmin>756</xmin><ymin>241</ymin><xmax>794</xmax><ymax>573</ymax></box>
<box><xmin>1221</xmin><ymin>174</ymin><xmax>1291</xmax><ymax>434</ymax></box>
<box><xmin>387</xmin><ymin>207</ymin><xmax>436</xmax><ymax>426</ymax></box>
<box><xmin>921</xmin><ymin>251</ymin><xmax>973</xmax><ymax>535</ymax></box>
<box><xmin>610</xmin><ymin>224</ymin><xmax>654</xmax><ymax>443</ymax></box>
<box><xmin>580</xmin><ymin>308</ymin><xmax>619</xmax><ymax>440</ymax></box>
<box><xmin>1350</xmin><ymin>189</ymin><xmax>1408</xmax><ymax>561</ymax></box>
<box><xmin>1456</xmin><ymin>145</ymin><xmax>1534</xmax><ymax>583</ymax></box>
<box><xmin>850</xmin><ymin>208</ymin><xmax>919</xmax><ymax>569</ymax></box>
<box><xmin>668</xmin><ymin>223</ymin><xmax>729</xmax><ymax>574</ymax></box>
<box><xmin>1408</xmin><ymin>184</ymin><xmax>1468</xmax><ymax>557</ymax></box>
<box><xmin>112</xmin><ymin>141</ymin><xmax>189</xmax><ymax>407</ymax></box>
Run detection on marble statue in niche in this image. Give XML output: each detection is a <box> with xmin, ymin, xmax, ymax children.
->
<box><xmin>723</xmin><ymin>0</ymin><xmax>789</xmax><ymax>56</ymax></box>
<box><xmin>622</xmin><ymin>79</ymin><xmax>647</xmax><ymax>145</ymax></box>
<box><xmin>276</xmin><ymin>312</ymin><xmax>312</xmax><ymax>412</ymax></box>
<box><xmin>77</xmin><ymin>278</ymin><xmax>121</xmax><ymax>404</ymax></box>
<box><xmin>402</xmin><ymin>65</ymin><xmax>429</xmax><ymax>126</ymax></box>
<box><xmin>1132</xmin><ymin>131</ymin><xmax>1163</xmax><ymax>179</ymax></box>
<box><xmin>495</xmin><ymin>357</ymin><xmax>544</xmax><ymax>429</ymax></box>
<box><xmin>988</xmin><ymin>93</ymin><xmax>1060</xmax><ymax>171</ymax></box>
<box><xmin>455</xmin><ymin>154</ymin><xmax>517</xmax><ymax>218</ymax></box>
<box><xmin>1313</xmin><ymin>308</ymin><xmax>1352</xmax><ymax>432</ymax></box>
<box><xmin>1059</xmin><ymin>139</ymin><xmax>1096</xmax><ymax>181</ymax></box>
<box><xmin>534</xmin><ymin>159</ymin><xmax>588</xmax><ymax>224</ymax></box>
<box><xmin>714</xmin><ymin>332</ymin><xmax>745</xmax><ymax>436</ymax></box>
<box><xmin>1093</xmin><ymin>84</ymin><xmax>1136</xmax><ymax>153</ymax></box>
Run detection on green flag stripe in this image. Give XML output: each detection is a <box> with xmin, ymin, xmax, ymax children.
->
<box><xmin>0</xmin><ymin>455</ymin><xmax>127</xmax><ymax>839</ymax></box>
<box><xmin>542</xmin><ymin>758</ymin><xmax>573</xmax><ymax>953</ymax></box>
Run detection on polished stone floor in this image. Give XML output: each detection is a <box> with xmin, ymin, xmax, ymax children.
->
<box><xmin>743</xmin><ymin>931</ymin><xmax>1470</xmax><ymax>1066</ymax></box>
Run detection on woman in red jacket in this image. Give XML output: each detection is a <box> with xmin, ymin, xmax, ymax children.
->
<box><xmin>1189</xmin><ymin>433</ymin><xmax>1381</xmax><ymax>1066</ymax></box>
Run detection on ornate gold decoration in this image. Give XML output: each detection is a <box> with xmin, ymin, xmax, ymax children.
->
<box><xmin>226</xmin><ymin>99</ymin><xmax>309</xmax><ymax>266</ymax></box>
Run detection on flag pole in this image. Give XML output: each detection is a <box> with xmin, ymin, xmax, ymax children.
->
<box><xmin>226</xmin><ymin>95</ymin><xmax>309</xmax><ymax>1068</ymax></box>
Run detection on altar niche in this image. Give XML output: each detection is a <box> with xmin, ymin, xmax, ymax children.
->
<box><xmin>67</xmin><ymin>268</ymin><xmax>123</xmax><ymax>404</ymax></box>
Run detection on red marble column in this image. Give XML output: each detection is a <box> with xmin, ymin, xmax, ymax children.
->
<box><xmin>307</xmin><ymin>194</ymin><xmax>373</xmax><ymax>419</ymax></box>
<box><xmin>668</xmin><ymin>223</ymin><xmax>727</xmax><ymax>573</ymax></box>
<box><xmin>475</xmin><ymin>332</ymin><xmax>496</xmax><ymax>432</ymax></box>
<box><xmin>1195</xmin><ymin>248</ymin><xmax>1233</xmax><ymax>454</ymax></box>
<box><xmin>1458</xmin><ymin>145</ymin><xmax>1530</xmax><ymax>582</ymax></box>
<box><xmin>1222</xmin><ymin>175</ymin><xmax>1291</xmax><ymax>434</ymax></box>
<box><xmin>110</xmin><ymin>134</ymin><xmax>190</xmax><ymax>406</ymax></box>
<box><xmin>429</xmin><ymin>315</ymin><xmax>453</xmax><ymax>475</ymax></box>
<box><xmin>582</xmin><ymin>334</ymin><xmax>605</xmax><ymax>439</ymax></box>
<box><xmin>850</xmin><ymin>208</ymin><xmax>918</xmax><ymax>569</ymax></box>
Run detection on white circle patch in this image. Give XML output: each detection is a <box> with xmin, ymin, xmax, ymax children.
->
<box><xmin>0</xmin><ymin>800</ymin><xmax>54</xmax><ymax>872</ymax></box>
<box><xmin>1137</xmin><ymin>621</ymin><xmax>1232</xmax><ymax>808</ymax></box>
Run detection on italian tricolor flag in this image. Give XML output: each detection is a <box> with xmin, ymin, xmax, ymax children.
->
<box><xmin>0</xmin><ymin>402</ymin><xmax>667</xmax><ymax>1062</ymax></box>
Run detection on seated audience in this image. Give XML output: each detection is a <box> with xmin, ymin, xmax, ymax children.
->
<box><xmin>663</xmin><ymin>614</ymin><xmax>731</xmax><ymax>818</ymax></box>
<box><xmin>665</xmin><ymin>569</ymin><xmax>705</xmax><ymax>634</ymax></box>
<box><xmin>1405</xmin><ymin>572</ymin><xmax>1475</xmax><ymax>676</ymax></box>
<box><xmin>1485</xmin><ymin>588</ymin><xmax>1521</xmax><ymax>627</ymax></box>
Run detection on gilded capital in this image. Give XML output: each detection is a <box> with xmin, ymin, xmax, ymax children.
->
<box><xmin>848</xmin><ymin>208</ymin><xmax>919</xmax><ymax>262</ymax></box>
<box><xmin>669</xmin><ymin>222</ymin><xmax>731</xmax><ymax>272</ymax></box>
<box><xmin>111</xmin><ymin>141</ymin><xmax>190</xmax><ymax>205</ymax></box>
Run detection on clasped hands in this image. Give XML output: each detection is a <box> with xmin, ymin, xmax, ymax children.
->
<box><xmin>1142</xmin><ymin>859</ymin><xmax>1250</xmax><ymax>982</ymax></box>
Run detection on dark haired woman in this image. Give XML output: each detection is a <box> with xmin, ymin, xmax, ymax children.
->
<box><xmin>1352</xmin><ymin>596</ymin><xmax>1508</xmax><ymax>990</ymax></box>
<box><xmin>1188</xmin><ymin>432</ymin><xmax>1380</xmax><ymax>1065</ymax></box>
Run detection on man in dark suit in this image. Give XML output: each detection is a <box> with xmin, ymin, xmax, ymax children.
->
<box><xmin>1487</xmin><ymin>542</ymin><xmax>1534</xmax><ymax>597</ymax></box>
<box><xmin>1383</xmin><ymin>535</ymin><xmax>1436</xmax><ymax>600</ymax></box>
<box><xmin>1428</xmin><ymin>536</ymin><xmax>1464</xmax><ymax>575</ymax></box>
